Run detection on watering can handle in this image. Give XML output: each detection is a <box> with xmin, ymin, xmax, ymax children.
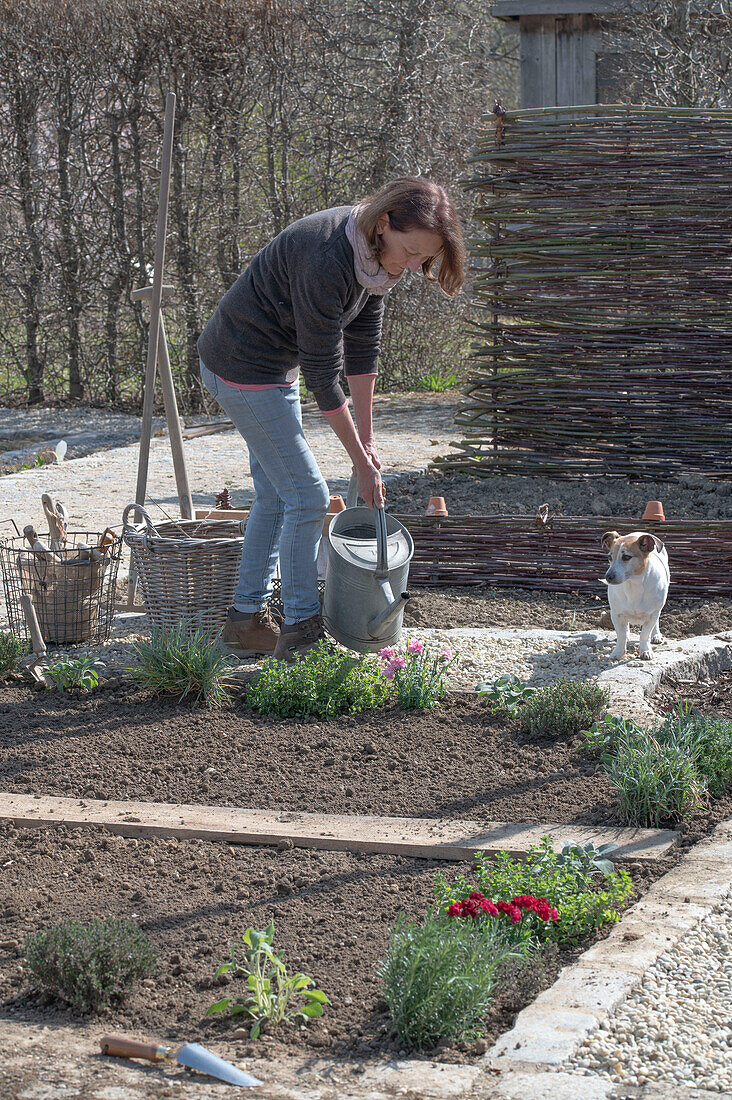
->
<box><xmin>346</xmin><ymin>474</ymin><xmax>389</xmax><ymax>578</ymax></box>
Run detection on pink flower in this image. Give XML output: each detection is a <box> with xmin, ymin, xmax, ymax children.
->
<box><xmin>383</xmin><ymin>655</ymin><xmax>406</xmax><ymax>681</ymax></box>
<box><xmin>439</xmin><ymin>648</ymin><xmax>454</xmax><ymax>662</ymax></box>
<box><xmin>379</xmin><ymin>647</ymin><xmax>396</xmax><ymax>661</ymax></box>
<box><xmin>407</xmin><ymin>640</ymin><xmax>424</xmax><ymax>655</ymax></box>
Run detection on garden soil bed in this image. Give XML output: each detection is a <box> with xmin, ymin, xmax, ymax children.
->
<box><xmin>1</xmin><ymin>679</ymin><xmax>730</xmax><ymax>1068</ymax></box>
<box><xmin>2</xmin><ymin>688</ymin><xmax>728</xmax><ymax>842</ymax></box>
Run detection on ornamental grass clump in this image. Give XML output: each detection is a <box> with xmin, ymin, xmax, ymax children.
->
<box><xmin>585</xmin><ymin>704</ymin><xmax>731</xmax><ymax>826</ymax></box>
<box><xmin>25</xmin><ymin>918</ymin><xmax>156</xmax><ymax>1013</ymax></box>
<box><xmin>130</xmin><ymin>620</ymin><xmax>233</xmax><ymax>707</ymax></box>
<box><xmin>519</xmin><ymin>677</ymin><xmax>608</xmax><ymax>739</ymax></box>
<box><xmin>436</xmin><ymin>836</ymin><xmax>633</xmax><ymax>947</ymax></box>
<box><xmin>378</xmin><ymin>638</ymin><xmax>456</xmax><ymax>710</ymax></box>
<box><xmin>248</xmin><ymin>640</ymin><xmax>388</xmax><ymax>718</ymax></box>
<box><xmin>0</xmin><ymin>631</ymin><xmax>26</xmax><ymax>680</ymax></box>
<box><xmin>602</xmin><ymin>724</ymin><xmax>707</xmax><ymax>827</ymax></box>
<box><xmin>379</xmin><ymin>910</ymin><xmax>510</xmax><ymax>1050</ymax></box>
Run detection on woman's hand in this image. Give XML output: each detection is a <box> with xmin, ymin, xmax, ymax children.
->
<box><xmin>355</xmin><ymin>458</ymin><xmax>385</xmax><ymax>509</ymax></box>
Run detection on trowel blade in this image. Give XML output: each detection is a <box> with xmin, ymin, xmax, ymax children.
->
<box><xmin>176</xmin><ymin>1042</ymin><xmax>262</xmax><ymax>1087</ymax></box>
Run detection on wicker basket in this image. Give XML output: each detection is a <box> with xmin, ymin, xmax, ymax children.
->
<box><xmin>122</xmin><ymin>504</ymin><xmax>245</xmax><ymax>635</ymax></box>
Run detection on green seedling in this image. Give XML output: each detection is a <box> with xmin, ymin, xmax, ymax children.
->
<box><xmin>539</xmin><ymin>840</ymin><xmax>620</xmax><ymax>880</ymax></box>
<box><xmin>207</xmin><ymin>922</ymin><xmax>329</xmax><ymax>1038</ymax></box>
<box><xmin>47</xmin><ymin>656</ymin><xmax>102</xmax><ymax>693</ymax></box>
<box><xmin>475</xmin><ymin>674</ymin><xmax>537</xmax><ymax>713</ymax></box>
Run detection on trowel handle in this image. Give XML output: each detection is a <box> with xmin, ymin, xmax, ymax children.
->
<box><xmin>100</xmin><ymin>1034</ymin><xmax>172</xmax><ymax>1062</ymax></box>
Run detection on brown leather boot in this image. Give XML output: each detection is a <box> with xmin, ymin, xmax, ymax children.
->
<box><xmin>272</xmin><ymin>612</ymin><xmax>327</xmax><ymax>663</ymax></box>
<box><xmin>222</xmin><ymin>607</ymin><xmax>280</xmax><ymax>656</ymax></box>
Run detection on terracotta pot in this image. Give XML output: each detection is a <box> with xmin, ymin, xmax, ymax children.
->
<box><xmin>323</xmin><ymin>494</ymin><xmax>347</xmax><ymax>536</ymax></box>
<box><xmin>642</xmin><ymin>500</ymin><xmax>665</xmax><ymax>523</ymax></box>
<box><xmin>426</xmin><ymin>496</ymin><xmax>448</xmax><ymax>517</ymax></box>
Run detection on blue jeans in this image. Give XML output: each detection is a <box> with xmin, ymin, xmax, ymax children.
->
<box><xmin>200</xmin><ymin>361</ymin><xmax>329</xmax><ymax>624</ymax></box>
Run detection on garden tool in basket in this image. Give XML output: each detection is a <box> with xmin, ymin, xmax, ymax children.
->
<box><xmin>41</xmin><ymin>493</ymin><xmax>68</xmax><ymax>551</ymax></box>
<box><xmin>322</xmin><ymin>474</ymin><xmax>413</xmax><ymax>653</ymax></box>
<box><xmin>18</xmin><ymin>594</ymin><xmax>52</xmax><ymax>687</ymax></box>
<box><xmin>100</xmin><ymin>1035</ymin><xmax>261</xmax><ymax>1087</ymax></box>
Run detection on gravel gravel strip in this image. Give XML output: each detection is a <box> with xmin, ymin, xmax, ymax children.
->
<box><xmin>25</xmin><ymin>619</ymin><xmax>638</xmax><ymax>694</ymax></box>
<box><xmin>564</xmin><ymin>891</ymin><xmax>732</xmax><ymax>1094</ymax></box>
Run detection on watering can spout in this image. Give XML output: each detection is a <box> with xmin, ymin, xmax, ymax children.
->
<box><xmin>368</xmin><ymin>591</ymin><xmax>411</xmax><ymax>637</ymax></box>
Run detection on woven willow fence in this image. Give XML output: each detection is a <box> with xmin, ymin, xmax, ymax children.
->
<box><xmin>437</xmin><ymin>105</ymin><xmax>732</xmax><ymax>480</ymax></box>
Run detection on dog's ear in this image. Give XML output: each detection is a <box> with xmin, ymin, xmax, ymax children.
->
<box><xmin>637</xmin><ymin>533</ymin><xmax>656</xmax><ymax>554</ymax></box>
<box><xmin>601</xmin><ymin>530</ymin><xmax>620</xmax><ymax>551</ymax></box>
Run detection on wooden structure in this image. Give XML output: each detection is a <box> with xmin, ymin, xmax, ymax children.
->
<box><xmin>491</xmin><ymin>0</ymin><xmax>622</xmax><ymax>107</ymax></box>
<box><xmin>438</xmin><ymin>105</ymin><xmax>732</xmax><ymax>482</ymax></box>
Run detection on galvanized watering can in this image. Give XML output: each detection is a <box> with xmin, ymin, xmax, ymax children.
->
<box><xmin>322</xmin><ymin>477</ymin><xmax>413</xmax><ymax>653</ymax></box>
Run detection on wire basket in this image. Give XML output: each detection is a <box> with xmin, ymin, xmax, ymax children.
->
<box><xmin>0</xmin><ymin>529</ymin><xmax>122</xmax><ymax>646</ymax></box>
<box><xmin>122</xmin><ymin>504</ymin><xmax>245</xmax><ymax>636</ymax></box>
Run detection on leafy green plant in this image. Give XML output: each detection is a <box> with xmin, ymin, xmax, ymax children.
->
<box><xmin>378</xmin><ymin>909</ymin><xmax>510</xmax><ymax>1050</ymax></box>
<box><xmin>476</xmin><ymin>673</ymin><xmax>538</xmax><ymax>714</ymax></box>
<box><xmin>415</xmin><ymin>371</ymin><xmax>460</xmax><ymax>392</ymax></box>
<box><xmin>582</xmin><ymin>713</ymin><xmax>644</xmax><ymax>755</ymax></box>
<box><xmin>378</xmin><ymin>639</ymin><xmax>456</xmax><ymax>710</ymax></box>
<box><xmin>435</xmin><ymin>836</ymin><xmax>633</xmax><ymax>947</ymax></box>
<box><xmin>47</xmin><ymin>656</ymin><xmax>102</xmax><ymax>693</ymax></box>
<box><xmin>603</xmin><ymin>728</ymin><xmax>707</xmax><ymax>827</ymax></box>
<box><xmin>25</xmin><ymin>918</ymin><xmax>156</xmax><ymax>1013</ymax></box>
<box><xmin>0</xmin><ymin>631</ymin><xmax>26</xmax><ymax>680</ymax></box>
<box><xmin>206</xmin><ymin>922</ymin><xmax>329</xmax><ymax>1038</ymax></box>
<box><xmin>20</xmin><ymin>452</ymin><xmax>48</xmax><ymax>471</ymax></box>
<box><xmin>248</xmin><ymin>640</ymin><xmax>388</xmax><ymax>718</ymax></box>
<box><xmin>130</xmin><ymin>621</ymin><xmax>233</xmax><ymax>707</ymax></box>
<box><xmin>656</xmin><ymin>707</ymin><xmax>732</xmax><ymax>798</ymax></box>
<box><xmin>518</xmin><ymin>678</ymin><xmax>608</xmax><ymax>739</ymax></box>
<box><xmin>536</xmin><ymin>840</ymin><xmax>619</xmax><ymax>880</ymax></box>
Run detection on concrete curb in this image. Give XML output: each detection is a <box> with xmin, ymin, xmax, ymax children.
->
<box><xmin>476</xmin><ymin>818</ymin><xmax>732</xmax><ymax>1099</ymax></box>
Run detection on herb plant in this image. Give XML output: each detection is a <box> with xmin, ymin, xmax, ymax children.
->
<box><xmin>206</xmin><ymin>922</ymin><xmax>329</xmax><ymax>1038</ymax></box>
<box><xmin>603</xmin><ymin>729</ymin><xmax>706</xmax><ymax>826</ymax></box>
<box><xmin>130</xmin><ymin>621</ymin><xmax>233</xmax><ymax>707</ymax></box>
<box><xmin>415</xmin><ymin>371</ymin><xmax>460</xmax><ymax>392</ymax></box>
<box><xmin>476</xmin><ymin>674</ymin><xmax>537</xmax><ymax>714</ymax></box>
<box><xmin>581</xmin><ymin>713</ymin><xmax>644</xmax><ymax>755</ymax></box>
<box><xmin>435</xmin><ymin>836</ymin><xmax>633</xmax><ymax>947</ymax></box>
<box><xmin>248</xmin><ymin>641</ymin><xmax>388</xmax><ymax>718</ymax></box>
<box><xmin>0</xmin><ymin>631</ymin><xmax>26</xmax><ymax>679</ymax></box>
<box><xmin>47</xmin><ymin>656</ymin><xmax>102</xmax><ymax>693</ymax></box>
<box><xmin>25</xmin><ymin>918</ymin><xmax>156</xmax><ymax>1013</ymax></box>
<box><xmin>379</xmin><ymin>910</ymin><xmax>510</xmax><ymax>1050</ymax></box>
<box><xmin>518</xmin><ymin>678</ymin><xmax>608</xmax><ymax>739</ymax></box>
<box><xmin>378</xmin><ymin>639</ymin><xmax>456</xmax><ymax>710</ymax></box>
<box><xmin>538</xmin><ymin>840</ymin><xmax>619</xmax><ymax>880</ymax></box>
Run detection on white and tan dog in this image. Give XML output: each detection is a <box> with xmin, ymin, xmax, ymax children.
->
<box><xmin>601</xmin><ymin>530</ymin><xmax>670</xmax><ymax>660</ymax></box>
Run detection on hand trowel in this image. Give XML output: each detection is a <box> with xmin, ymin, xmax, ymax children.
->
<box><xmin>100</xmin><ymin>1034</ymin><xmax>262</xmax><ymax>1087</ymax></box>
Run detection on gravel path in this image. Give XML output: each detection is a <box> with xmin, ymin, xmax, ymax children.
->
<box><xmin>565</xmin><ymin>892</ymin><xmax>732</xmax><ymax>1094</ymax></box>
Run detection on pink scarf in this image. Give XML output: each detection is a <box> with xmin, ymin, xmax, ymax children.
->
<box><xmin>345</xmin><ymin>204</ymin><xmax>403</xmax><ymax>295</ymax></box>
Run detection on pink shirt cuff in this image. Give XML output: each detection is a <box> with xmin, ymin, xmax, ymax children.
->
<box><xmin>321</xmin><ymin>401</ymin><xmax>348</xmax><ymax>417</ymax></box>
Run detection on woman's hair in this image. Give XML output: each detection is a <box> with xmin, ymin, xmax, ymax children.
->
<box><xmin>357</xmin><ymin>177</ymin><xmax>466</xmax><ymax>296</ymax></box>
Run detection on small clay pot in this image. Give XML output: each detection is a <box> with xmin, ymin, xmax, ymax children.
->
<box><xmin>642</xmin><ymin>500</ymin><xmax>665</xmax><ymax>523</ymax></box>
<box><xmin>426</xmin><ymin>496</ymin><xmax>448</xmax><ymax>517</ymax></box>
<box><xmin>329</xmin><ymin>494</ymin><xmax>346</xmax><ymax>514</ymax></box>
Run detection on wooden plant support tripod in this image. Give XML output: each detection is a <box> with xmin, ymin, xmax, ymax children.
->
<box><xmin>127</xmin><ymin>92</ymin><xmax>193</xmax><ymax>609</ymax></box>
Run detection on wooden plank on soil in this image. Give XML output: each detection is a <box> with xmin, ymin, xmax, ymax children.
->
<box><xmin>0</xmin><ymin>792</ymin><xmax>678</xmax><ymax>863</ymax></box>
